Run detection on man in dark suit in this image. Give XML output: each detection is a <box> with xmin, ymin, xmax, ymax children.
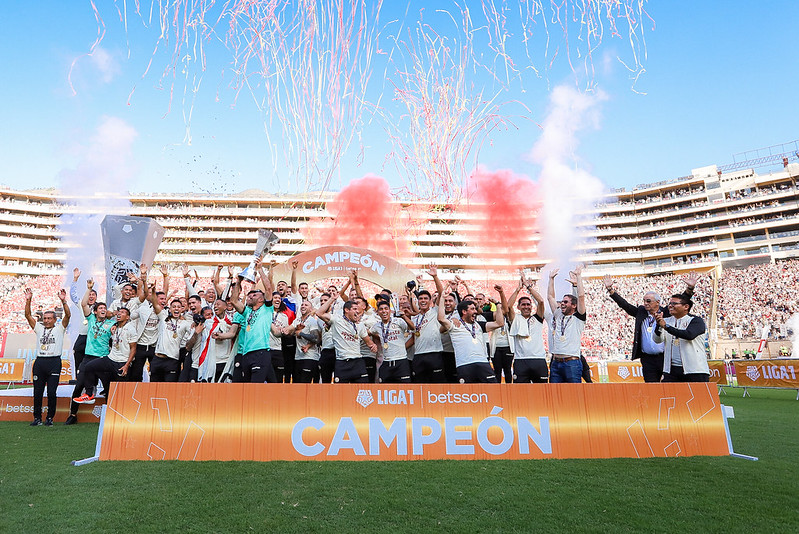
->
<box><xmin>603</xmin><ymin>272</ymin><xmax>698</xmax><ymax>382</ymax></box>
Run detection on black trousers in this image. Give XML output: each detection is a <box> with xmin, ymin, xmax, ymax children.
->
<box><xmin>269</xmin><ymin>349</ymin><xmax>284</xmax><ymax>383</ymax></box>
<box><xmin>130</xmin><ymin>343</ymin><xmax>156</xmax><ymax>382</ymax></box>
<box><xmin>242</xmin><ymin>349</ymin><xmax>272</xmax><ymax>383</ymax></box>
<box><xmin>150</xmin><ymin>356</ymin><xmax>181</xmax><ymax>382</ymax></box>
<box><xmin>513</xmin><ymin>359</ymin><xmax>549</xmax><ymax>383</ymax></box>
<box><xmin>281</xmin><ymin>335</ymin><xmax>296</xmax><ymax>383</ymax></box>
<box><xmin>491</xmin><ymin>346</ymin><xmax>514</xmax><ymax>384</ymax></box>
<box><xmin>640</xmin><ymin>353</ymin><xmax>665</xmax><ymax>383</ymax></box>
<box><xmin>457</xmin><ymin>362</ymin><xmax>497</xmax><ymax>383</ymax></box>
<box><xmin>319</xmin><ymin>348</ymin><xmax>336</xmax><ymax>383</ymax></box>
<box><xmin>334</xmin><ymin>359</ymin><xmax>368</xmax><ymax>383</ymax></box>
<box><xmin>663</xmin><ymin>365</ymin><xmax>709</xmax><ymax>383</ymax></box>
<box><xmin>32</xmin><ymin>357</ymin><xmax>61</xmax><ymax>420</ymax></box>
<box><xmin>442</xmin><ymin>351</ymin><xmax>458</xmax><ymax>383</ymax></box>
<box><xmin>379</xmin><ymin>359</ymin><xmax>412</xmax><ymax>383</ymax></box>
<box><xmin>412</xmin><ymin>352</ymin><xmax>445</xmax><ymax>383</ymax></box>
<box><xmin>294</xmin><ymin>359</ymin><xmax>320</xmax><ymax>383</ymax></box>
<box><xmin>231</xmin><ymin>353</ymin><xmax>244</xmax><ymax>383</ymax></box>
<box><xmin>70</xmin><ymin>355</ymin><xmax>100</xmax><ymax>415</ymax></box>
<box><xmin>580</xmin><ymin>355</ymin><xmax>593</xmax><ymax>383</ymax></box>
<box><xmin>83</xmin><ymin>358</ymin><xmax>126</xmax><ymax>396</ymax></box>
<box><xmin>363</xmin><ymin>357</ymin><xmax>377</xmax><ymax>383</ymax></box>
<box><xmin>178</xmin><ymin>347</ymin><xmax>192</xmax><ymax>382</ymax></box>
<box><xmin>72</xmin><ymin>334</ymin><xmax>87</xmax><ymax>377</ymax></box>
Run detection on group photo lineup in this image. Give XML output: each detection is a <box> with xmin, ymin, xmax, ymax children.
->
<box><xmin>1</xmin><ymin>1</ymin><xmax>797</xmax><ymax>532</ymax></box>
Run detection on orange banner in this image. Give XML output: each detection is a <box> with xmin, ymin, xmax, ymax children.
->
<box><xmin>708</xmin><ymin>360</ymin><xmax>728</xmax><ymax>385</ymax></box>
<box><xmin>0</xmin><ymin>358</ymin><xmax>25</xmax><ymax>381</ymax></box>
<box><xmin>59</xmin><ymin>359</ymin><xmax>74</xmax><ymax>383</ymax></box>
<box><xmin>0</xmin><ymin>395</ymin><xmax>104</xmax><ymax>422</ymax></box>
<box><xmin>99</xmin><ymin>383</ymin><xmax>730</xmax><ymax>461</ymax></box>
<box><xmin>587</xmin><ymin>362</ymin><xmax>599</xmax><ymax>382</ymax></box>
<box><xmin>734</xmin><ymin>360</ymin><xmax>799</xmax><ymax>388</ymax></box>
<box><xmin>606</xmin><ymin>362</ymin><xmax>645</xmax><ymax>383</ymax></box>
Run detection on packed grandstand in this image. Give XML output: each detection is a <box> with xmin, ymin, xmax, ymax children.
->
<box><xmin>1</xmin><ymin>158</ymin><xmax>798</xmax><ymax>358</ymax></box>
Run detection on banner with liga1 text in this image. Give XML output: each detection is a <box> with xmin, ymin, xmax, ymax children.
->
<box><xmin>98</xmin><ymin>383</ymin><xmax>730</xmax><ymax>461</ymax></box>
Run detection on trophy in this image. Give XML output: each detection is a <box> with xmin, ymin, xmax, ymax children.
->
<box><xmin>101</xmin><ymin>216</ymin><xmax>165</xmax><ymax>304</ymax></box>
<box><xmin>239</xmin><ymin>229</ymin><xmax>279</xmax><ymax>283</ymax></box>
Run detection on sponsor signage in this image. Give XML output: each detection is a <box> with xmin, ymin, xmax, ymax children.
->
<box><xmin>734</xmin><ymin>360</ymin><xmax>799</xmax><ymax>388</ymax></box>
<box><xmin>0</xmin><ymin>358</ymin><xmax>25</xmax><ymax>381</ymax></box>
<box><xmin>607</xmin><ymin>362</ymin><xmax>644</xmax><ymax>383</ymax></box>
<box><xmin>0</xmin><ymin>396</ymin><xmax>103</xmax><ymax>422</ymax></box>
<box><xmin>98</xmin><ymin>383</ymin><xmax>729</xmax><ymax>461</ymax></box>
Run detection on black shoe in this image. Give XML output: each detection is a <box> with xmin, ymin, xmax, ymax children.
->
<box><xmin>64</xmin><ymin>415</ymin><xmax>78</xmax><ymax>425</ymax></box>
<box><xmin>30</xmin><ymin>418</ymin><xmax>42</xmax><ymax>426</ymax></box>
<box><xmin>44</xmin><ymin>418</ymin><xmax>54</xmax><ymax>426</ymax></box>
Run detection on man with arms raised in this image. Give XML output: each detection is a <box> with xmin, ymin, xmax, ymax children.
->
<box><xmin>507</xmin><ymin>276</ymin><xmax>548</xmax><ymax>383</ymax></box>
<box><xmin>654</xmin><ymin>293</ymin><xmax>710</xmax><ymax>382</ymax></box>
<box><xmin>316</xmin><ymin>292</ymin><xmax>378</xmax><ymax>383</ymax></box>
<box><xmin>604</xmin><ymin>271</ymin><xmax>698</xmax><ymax>383</ymax></box>
<box><xmin>230</xmin><ymin>259</ymin><xmax>275</xmax><ymax>383</ymax></box>
<box><xmin>370</xmin><ymin>299</ymin><xmax>415</xmax><ymax>383</ymax></box>
<box><xmin>144</xmin><ymin>272</ymin><xmax>193</xmax><ymax>382</ymax></box>
<box><xmin>410</xmin><ymin>265</ymin><xmax>446</xmax><ymax>383</ymax></box>
<box><xmin>24</xmin><ymin>287</ymin><xmax>70</xmax><ymax>426</ymax></box>
<box><xmin>546</xmin><ymin>265</ymin><xmax>587</xmax><ymax>383</ymax></box>
<box><xmin>437</xmin><ymin>290</ymin><xmax>504</xmax><ymax>383</ymax></box>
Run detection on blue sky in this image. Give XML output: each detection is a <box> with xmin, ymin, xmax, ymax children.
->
<box><xmin>0</xmin><ymin>1</ymin><xmax>797</xmax><ymax>197</ymax></box>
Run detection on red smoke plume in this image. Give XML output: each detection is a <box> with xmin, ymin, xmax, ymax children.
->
<box><xmin>465</xmin><ymin>168</ymin><xmax>541</xmax><ymax>270</ymax></box>
<box><xmin>303</xmin><ymin>175</ymin><xmax>415</xmax><ymax>259</ymax></box>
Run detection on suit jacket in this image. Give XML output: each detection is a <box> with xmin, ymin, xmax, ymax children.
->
<box><xmin>609</xmin><ymin>286</ymin><xmax>694</xmax><ymax>360</ymax></box>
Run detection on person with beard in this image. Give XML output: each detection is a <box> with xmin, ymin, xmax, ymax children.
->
<box><xmin>316</xmin><ymin>294</ymin><xmax>378</xmax><ymax>384</ymax></box>
<box><xmin>546</xmin><ymin>266</ymin><xmax>587</xmax><ymax>384</ymax></box>
<box><xmin>439</xmin><ymin>290</ymin><xmax>460</xmax><ymax>383</ymax></box>
<box><xmin>437</xmin><ymin>296</ymin><xmax>503</xmax><ymax>383</ymax></box>
<box><xmin>507</xmin><ymin>277</ymin><xmax>548</xmax><ymax>383</ymax></box>
<box><xmin>24</xmin><ymin>287</ymin><xmax>70</xmax><ymax>426</ymax></box>
<box><xmin>230</xmin><ymin>259</ymin><xmax>276</xmax><ymax>383</ymax></box>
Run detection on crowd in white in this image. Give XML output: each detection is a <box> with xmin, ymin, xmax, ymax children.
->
<box><xmin>2</xmin><ymin>260</ymin><xmax>797</xmax><ymax>358</ymax></box>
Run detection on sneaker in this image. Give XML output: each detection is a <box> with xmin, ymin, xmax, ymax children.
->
<box><xmin>44</xmin><ymin>418</ymin><xmax>53</xmax><ymax>426</ymax></box>
<box><xmin>64</xmin><ymin>415</ymin><xmax>78</xmax><ymax>425</ymax></box>
<box><xmin>30</xmin><ymin>418</ymin><xmax>42</xmax><ymax>426</ymax></box>
<box><xmin>73</xmin><ymin>394</ymin><xmax>95</xmax><ymax>405</ymax></box>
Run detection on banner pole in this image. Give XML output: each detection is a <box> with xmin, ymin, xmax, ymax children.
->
<box><xmin>721</xmin><ymin>404</ymin><xmax>758</xmax><ymax>461</ymax></box>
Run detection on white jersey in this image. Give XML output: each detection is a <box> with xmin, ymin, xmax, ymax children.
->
<box><xmin>154</xmin><ymin>310</ymin><xmax>192</xmax><ymax>360</ymax></box>
<box><xmin>329</xmin><ymin>314</ymin><xmax>367</xmax><ymax>360</ymax></box>
<box><xmin>510</xmin><ymin>314</ymin><xmax>546</xmax><ymax>360</ymax></box>
<box><xmin>108</xmin><ymin>322</ymin><xmax>137</xmax><ymax>363</ymax></box>
<box><xmin>440</xmin><ymin>310</ymin><xmax>460</xmax><ymax>352</ymax></box>
<box><xmin>109</xmin><ymin>296</ymin><xmax>141</xmax><ymax>315</ymax></box>
<box><xmin>269</xmin><ymin>312</ymin><xmax>290</xmax><ymax>351</ymax></box>
<box><xmin>369</xmin><ymin>318</ymin><xmax>410</xmax><ymax>362</ymax></box>
<box><xmin>359</xmin><ymin>310</ymin><xmax>379</xmax><ymax>359</ymax></box>
<box><xmin>293</xmin><ymin>315</ymin><xmax>322</xmax><ymax>361</ymax></box>
<box><xmin>447</xmin><ymin>320</ymin><xmax>490</xmax><ymax>367</ymax></box>
<box><xmin>209</xmin><ymin>315</ymin><xmax>237</xmax><ymax>364</ymax></box>
<box><xmin>137</xmin><ymin>301</ymin><xmax>161</xmax><ymax>346</ymax></box>
<box><xmin>33</xmin><ymin>323</ymin><xmax>66</xmax><ymax>358</ymax></box>
<box><xmin>412</xmin><ymin>307</ymin><xmax>443</xmax><ymax>354</ymax></box>
<box><xmin>547</xmin><ymin>309</ymin><xmax>586</xmax><ymax>357</ymax></box>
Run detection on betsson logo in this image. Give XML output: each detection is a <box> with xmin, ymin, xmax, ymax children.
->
<box><xmin>356</xmin><ymin>389</ymin><xmax>490</xmax><ymax>407</ymax></box>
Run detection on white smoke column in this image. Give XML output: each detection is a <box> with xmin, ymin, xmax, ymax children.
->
<box><xmin>58</xmin><ymin>116</ymin><xmax>138</xmax><ymax>328</ymax></box>
<box><xmin>530</xmin><ymin>85</ymin><xmax>607</xmax><ymax>294</ymax></box>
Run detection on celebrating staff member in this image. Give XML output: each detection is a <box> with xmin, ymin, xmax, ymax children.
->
<box><xmin>65</xmin><ymin>280</ymin><xmax>115</xmax><ymax>425</ymax></box>
<box><xmin>604</xmin><ymin>271</ymin><xmax>697</xmax><ymax>383</ymax></box>
<box><xmin>24</xmin><ymin>287</ymin><xmax>70</xmax><ymax>426</ymax></box>
<box><xmin>546</xmin><ymin>265</ymin><xmax>587</xmax><ymax>384</ymax></box>
<box><xmin>230</xmin><ymin>259</ymin><xmax>275</xmax><ymax>383</ymax></box>
<box><xmin>437</xmin><ymin>297</ymin><xmax>503</xmax><ymax>383</ymax></box>
<box><xmin>316</xmin><ymin>294</ymin><xmax>379</xmax><ymax>383</ymax></box>
<box><xmin>73</xmin><ymin>307</ymin><xmax>137</xmax><ymax>405</ymax></box>
<box><xmin>654</xmin><ymin>294</ymin><xmax>710</xmax><ymax>382</ymax></box>
<box><xmin>508</xmin><ymin>278</ymin><xmax>548</xmax><ymax>383</ymax></box>
<box><xmin>369</xmin><ymin>300</ymin><xmax>415</xmax><ymax>383</ymax></box>
<box><xmin>410</xmin><ymin>265</ymin><xmax>445</xmax><ymax>383</ymax></box>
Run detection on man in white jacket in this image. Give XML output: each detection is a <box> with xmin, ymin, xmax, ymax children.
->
<box><xmin>653</xmin><ymin>293</ymin><xmax>710</xmax><ymax>382</ymax></box>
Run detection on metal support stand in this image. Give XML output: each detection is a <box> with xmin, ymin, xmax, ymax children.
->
<box><xmin>721</xmin><ymin>404</ymin><xmax>758</xmax><ymax>461</ymax></box>
<box><xmin>72</xmin><ymin>405</ymin><xmax>107</xmax><ymax>466</ymax></box>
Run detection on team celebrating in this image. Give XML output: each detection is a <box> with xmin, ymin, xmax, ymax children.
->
<box><xmin>23</xmin><ymin>259</ymin><xmax>708</xmax><ymax>425</ymax></box>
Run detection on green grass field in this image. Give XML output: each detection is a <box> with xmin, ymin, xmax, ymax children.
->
<box><xmin>1</xmin><ymin>387</ymin><xmax>797</xmax><ymax>533</ymax></box>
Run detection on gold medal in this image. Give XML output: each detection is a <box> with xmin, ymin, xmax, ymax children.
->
<box><xmin>672</xmin><ymin>338</ymin><xmax>679</xmax><ymax>345</ymax></box>
<box><xmin>383</xmin><ymin>343</ymin><xmax>389</xmax><ymax>349</ymax></box>
<box><xmin>247</xmin><ymin>325</ymin><xmax>251</xmax><ymax>332</ymax></box>
<box><xmin>524</xmin><ymin>336</ymin><xmax>531</xmax><ymax>341</ymax></box>
<box><xmin>40</xmin><ymin>344</ymin><xmax>47</xmax><ymax>351</ymax></box>
<box><xmin>173</xmin><ymin>332</ymin><xmax>178</xmax><ymax>339</ymax></box>
<box><xmin>83</xmin><ymin>319</ymin><xmax>88</xmax><ymax>325</ymax></box>
<box><xmin>414</xmin><ymin>331</ymin><xmax>420</xmax><ymax>337</ymax></box>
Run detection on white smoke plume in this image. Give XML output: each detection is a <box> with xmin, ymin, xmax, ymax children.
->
<box><xmin>530</xmin><ymin>84</ymin><xmax>607</xmax><ymax>295</ymax></box>
<box><xmin>58</xmin><ymin>116</ymin><xmax>138</xmax><ymax>306</ymax></box>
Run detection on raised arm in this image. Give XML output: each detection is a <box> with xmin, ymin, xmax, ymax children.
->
<box><xmin>526</xmin><ymin>281</ymin><xmax>546</xmax><ymax>319</ymax></box>
<box><xmin>339</xmin><ymin>276</ymin><xmax>352</xmax><ymax>300</ymax></box>
<box><xmin>159</xmin><ymin>264</ymin><xmax>171</xmax><ymax>297</ymax></box>
<box><xmin>230</xmin><ymin>277</ymin><xmax>245</xmax><ymax>314</ymax></box>
<box><xmin>405</xmin><ymin>286</ymin><xmax>420</xmax><ymax>315</ymax></box>
<box><xmin>486</xmin><ymin>289</ymin><xmax>505</xmax><ymax>332</ymax></box>
<box><xmin>683</xmin><ymin>270</ymin><xmax>698</xmax><ymax>299</ymax></box>
<box><xmin>315</xmin><ymin>294</ymin><xmax>336</xmax><ymax>324</ymax></box>
<box><xmin>212</xmin><ymin>265</ymin><xmax>223</xmax><ymax>296</ymax></box>
<box><xmin>290</xmin><ymin>260</ymin><xmax>299</xmax><ymax>295</ymax></box>
<box><xmin>497</xmin><ymin>283</ymin><xmax>514</xmax><ymax>322</ymax></box>
<box><xmin>70</xmin><ymin>268</ymin><xmax>82</xmax><ymax>306</ymax></box>
<box><xmin>603</xmin><ymin>274</ymin><xmax>638</xmax><ymax>317</ymax></box>
<box><xmin>58</xmin><ymin>289</ymin><xmax>71</xmax><ymax>328</ymax></box>
<box><xmin>546</xmin><ymin>268</ymin><xmax>559</xmax><ymax>313</ymax></box>
<box><xmin>23</xmin><ymin>288</ymin><xmax>36</xmax><ymax>329</ymax></box>
<box><xmin>81</xmin><ymin>279</ymin><xmax>95</xmax><ymax>317</ymax></box>
<box><xmin>437</xmin><ymin>297</ymin><xmax>453</xmax><ymax>331</ymax></box>
<box><xmin>570</xmin><ymin>265</ymin><xmax>586</xmax><ymax>315</ymax></box>
<box><xmin>427</xmin><ymin>264</ymin><xmax>444</xmax><ymax>300</ymax></box>
<box><xmin>147</xmin><ymin>280</ymin><xmax>164</xmax><ymax>315</ymax></box>
<box><xmin>351</xmin><ymin>270</ymin><xmax>365</xmax><ymax>300</ymax></box>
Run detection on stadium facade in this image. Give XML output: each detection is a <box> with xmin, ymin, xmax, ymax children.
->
<box><xmin>1</xmin><ymin>160</ymin><xmax>798</xmax><ymax>278</ymax></box>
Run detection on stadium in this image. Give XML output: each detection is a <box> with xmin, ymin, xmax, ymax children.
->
<box><xmin>3</xmin><ymin>150</ymin><xmax>797</xmax><ymax>358</ymax></box>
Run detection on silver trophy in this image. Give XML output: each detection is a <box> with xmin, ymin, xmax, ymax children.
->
<box><xmin>101</xmin><ymin>216</ymin><xmax>165</xmax><ymax>304</ymax></box>
<box><xmin>239</xmin><ymin>229</ymin><xmax>279</xmax><ymax>283</ymax></box>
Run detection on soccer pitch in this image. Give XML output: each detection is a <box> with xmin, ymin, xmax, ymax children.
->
<box><xmin>1</xmin><ymin>388</ymin><xmax>796</xmax><ymax>533</ymax></box>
